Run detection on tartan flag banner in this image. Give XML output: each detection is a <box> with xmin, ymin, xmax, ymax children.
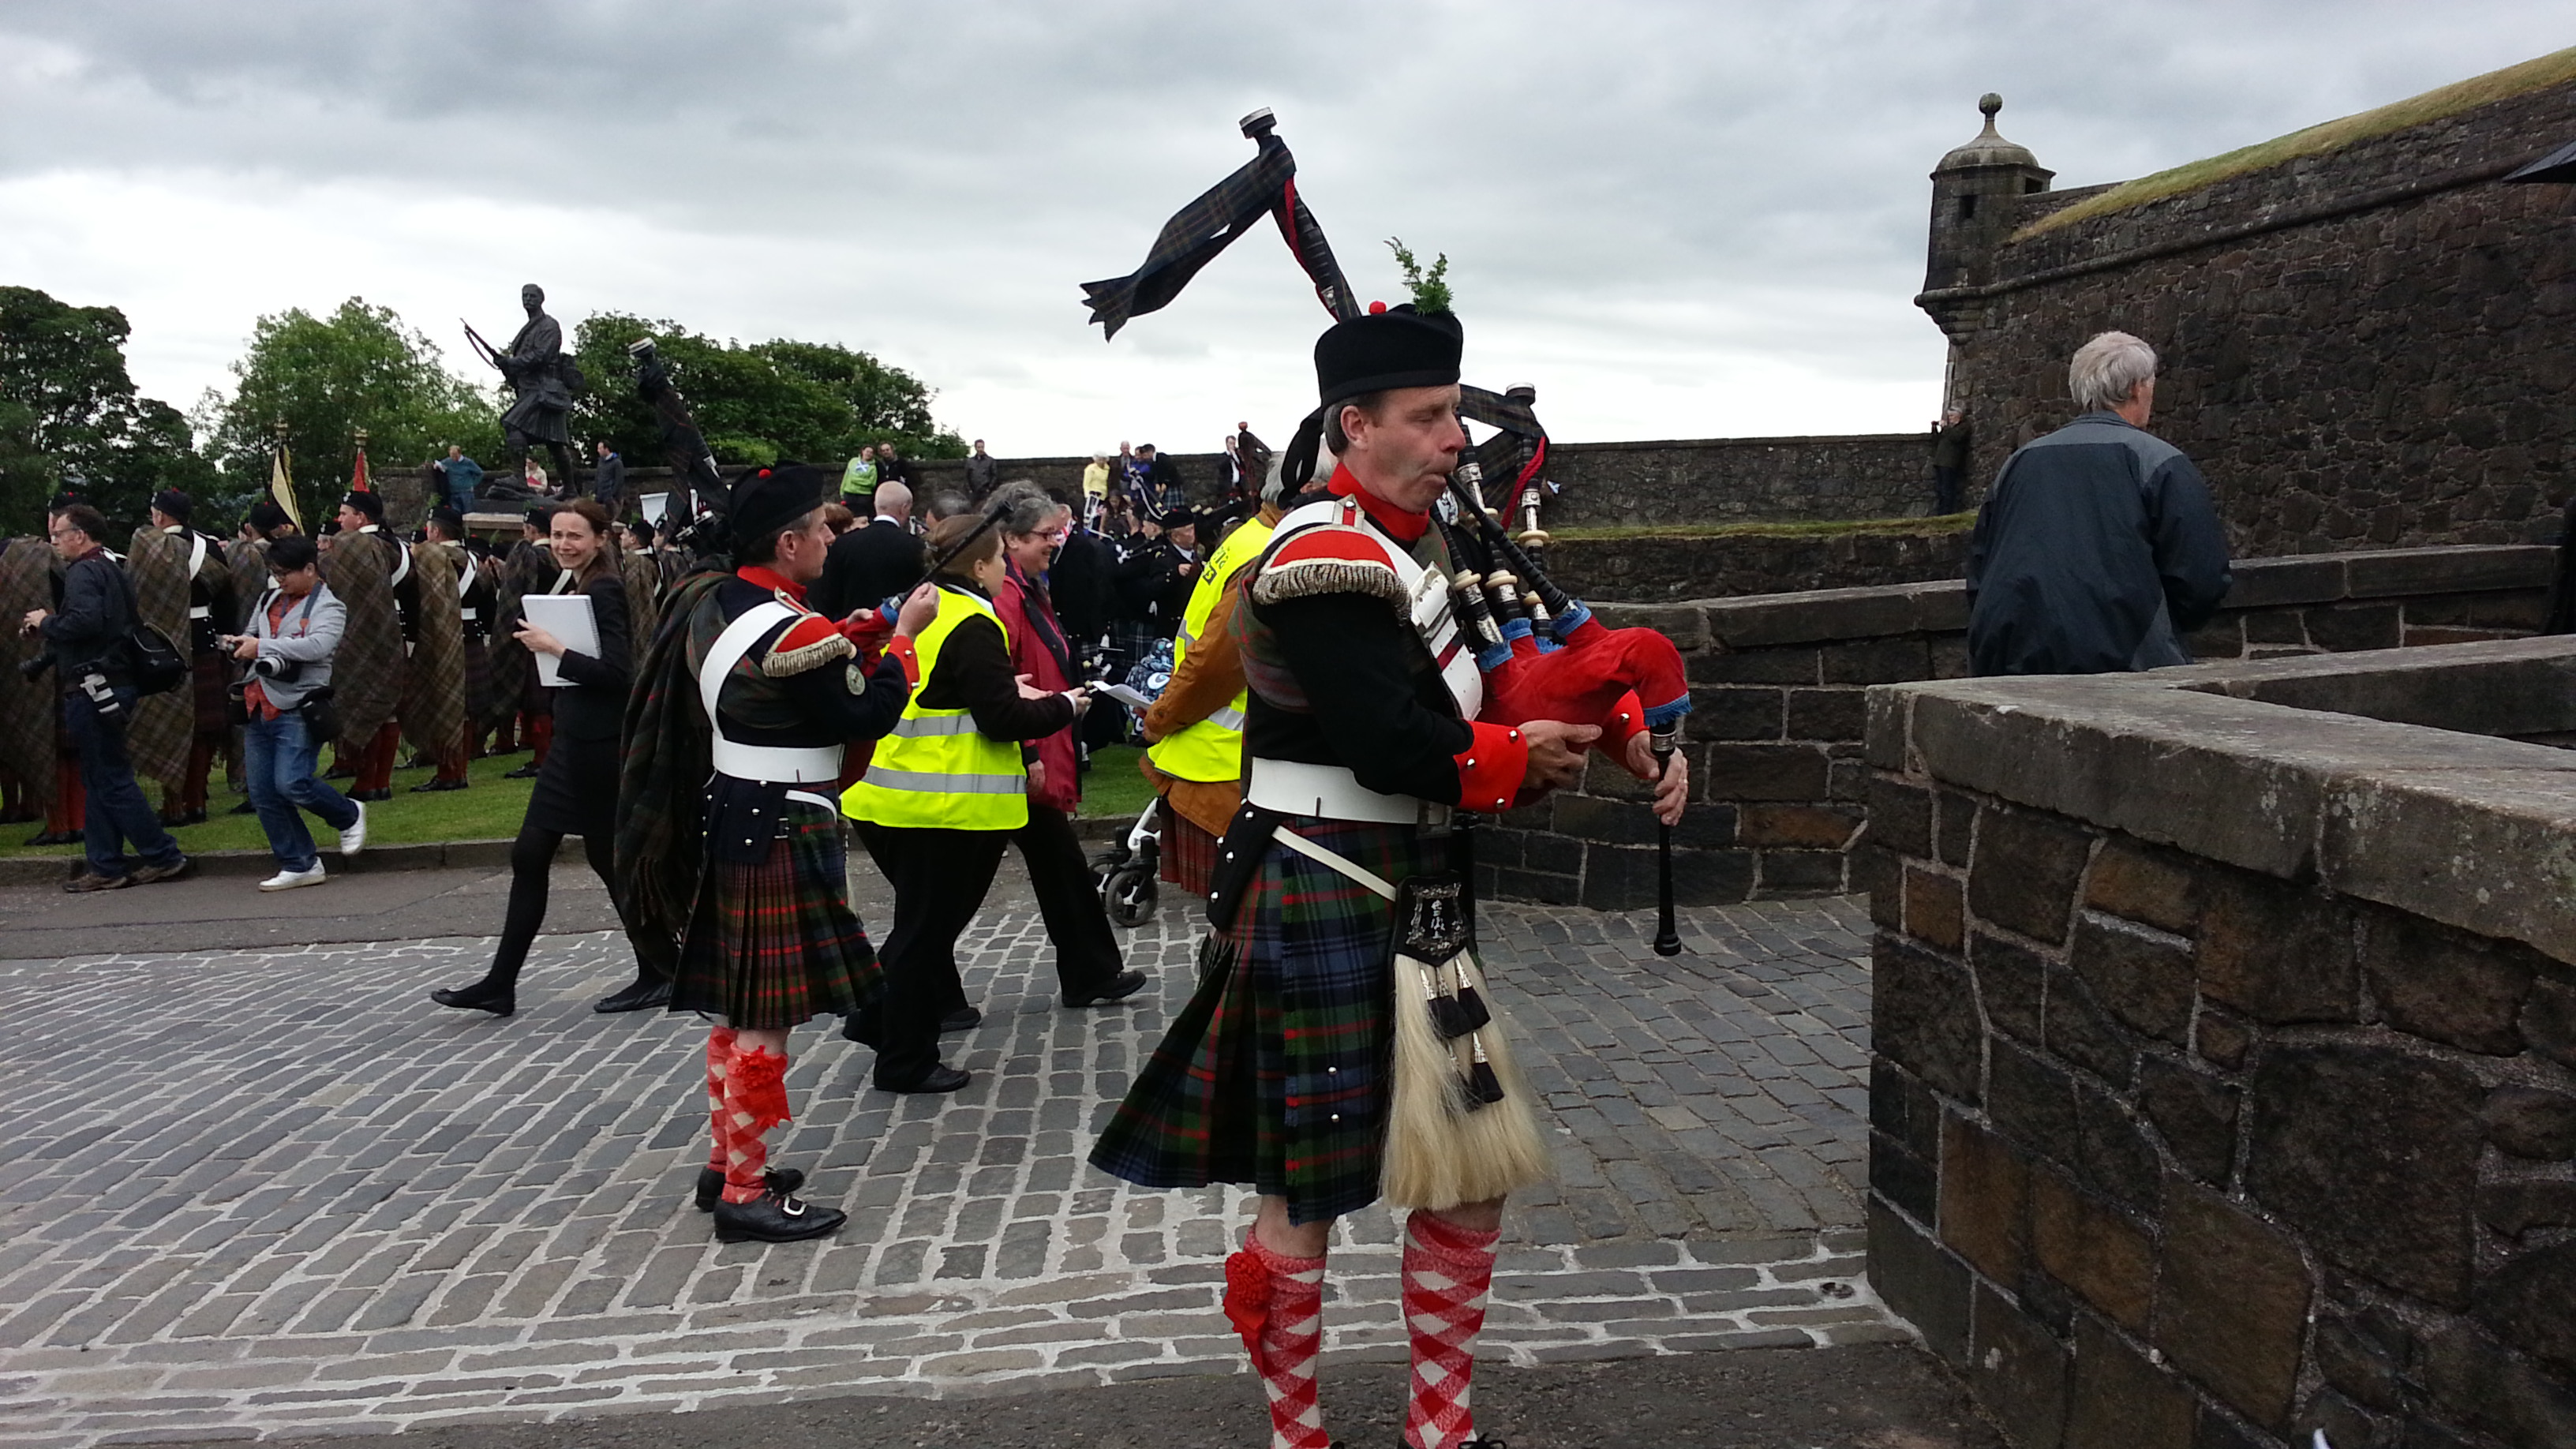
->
<box><xmin>1081</xmin><ymin>110</ymin><xmax>1360</xmax><ymax>340</ymax></box>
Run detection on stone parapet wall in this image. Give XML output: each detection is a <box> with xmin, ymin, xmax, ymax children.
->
<box><xmin>1478</xmin><ymin>544</ymin><xmax>2553</xmax><ymax>912</ymax></box>
<box><xmin>1546</xmin><ymin>525</ymin><xmax>1970</xmax><ymax>603</ymax></box>
<box><xmin>1860</xmin><ymin>639</ymin><xmax>2576</xmax><ymax>1449</ymax></box>
<box><xmin>1923</xmin><ymin>77</ymin><xmax>2576</xmax><ymax>553</ymax></box>
<box><xmin>1538</xmin><ymin>434</ymin><xmax>1936</xmax><ymax>527</ymax></box>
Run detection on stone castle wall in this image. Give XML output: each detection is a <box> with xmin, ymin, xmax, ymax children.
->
<box><xmin>1920</xmin><ymin>78</ymin><xmax>2576</xmax><ymax>554</ymax></box>
<box><xmin>1481</xmin><ymin>545</ymin><xmax>2554</xmax><ymax>912</ymax></box>
<box><xmin>1862</xmin><ymin>639</ymin><xmax>2576</xmax><ymax>1449</ymax></box>
<box><xmin>1546</xmin><ymin>525</ymin><xmax>1970</xmax><ymax>603</ymax></box>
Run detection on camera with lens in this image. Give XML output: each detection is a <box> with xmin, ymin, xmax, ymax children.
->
<box><xmin>249</xmin><ymin>653</ymin><xmax>304</xmax><ymax>683</ymax></box>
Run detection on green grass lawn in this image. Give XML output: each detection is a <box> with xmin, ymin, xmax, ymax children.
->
<box><xmin>4</xmin><ymin>739</ymin><xmax>1156</xmax><ymax>859</ymax></box>
<box><xmin>1077</xmin><ymin>744</ymin><xmax>1156</xmax><ymax>822</ymax></box>
<box><xmin>0</xmin><ymin>748</ymin><xmax>540</xmax><ymax>860</ymax></box>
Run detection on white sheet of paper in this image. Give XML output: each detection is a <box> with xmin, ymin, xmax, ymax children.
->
<box><xmin>1095</xmin><ymin>683</ymin><xmax>1155</xmax><ymax>711</ymax></box>
<box><xmin>522</xmin><ymin>593</ymin><xmax>599</xmax><ymax>688</ymax></box>
<box><xmin>642</xmin><ymin>492</ymin><xmax>669</xmax><ymax>525</ymax></box>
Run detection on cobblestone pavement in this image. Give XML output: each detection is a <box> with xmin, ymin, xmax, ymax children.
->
<box><xmin>0</xmin><ymin>894</ymin><xmax>1882</xmax><ymax>1447</ymax></box>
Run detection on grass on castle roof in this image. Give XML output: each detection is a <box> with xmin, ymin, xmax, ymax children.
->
<box><xmin>2018</xmin><ymin>44</ymin><xmax>2576</xmax><ymax>239</ymax></box>
<box><xmin>1551</xmin><ymin>514</ymin><xmax>1973</xmax><ymax>542</ymax></box>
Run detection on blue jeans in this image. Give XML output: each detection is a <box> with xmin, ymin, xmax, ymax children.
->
<box><xmin>245</xmin><ymin>710</ymin><xmax>359</xmax><ymax>871</ymax></box>
<box><xmin>66</xmin><ymin>687</ymin><xmax>183</xmax><ymax>879</ymax></box>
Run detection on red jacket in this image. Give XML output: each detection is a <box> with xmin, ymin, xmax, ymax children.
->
<box><xmin>994</xmin><ymin>564</ymin><xmax>1080</xmax><ymax>814</ymax></box>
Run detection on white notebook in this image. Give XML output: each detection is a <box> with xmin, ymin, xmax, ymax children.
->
<box><xmin>521</xmin><ymin>593</ymin><xmax>599</xmax><ymax>688</ymax></box>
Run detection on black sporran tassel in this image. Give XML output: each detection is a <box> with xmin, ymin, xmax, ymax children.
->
<box><xmin>1465</xmin><ymin>1034</ymin><xmax>1507</xmax><ymax>1106</ymax></box>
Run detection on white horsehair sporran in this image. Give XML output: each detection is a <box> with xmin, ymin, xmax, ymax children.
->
<box><xmin>1381</xmin><ymin>874</ymin><xmax>1549</xmax><ymax>1209</ymax></box>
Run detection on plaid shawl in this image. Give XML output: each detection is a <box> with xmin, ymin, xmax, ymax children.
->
<box><xmin>122</xmin><ymin>526</ymin><xmax>192</xmax><ymax>788</ymax></box>
<box><xmin>612</xmin><ymin>567</ymin><xmax>727</xmax><ymax>942</ymax></box>
<box><xmin>0</xmin><ymin>540</ymin><xmax>55</xmax><ymax>789</ymax></box>
<box><xmin>399</xmin><ymin>541</ymin><xmax>466</xmax><ymax>761</ymax></box>
<box><xmin>228</xmin><ymin>537</ymin><xmax>273</xmax><ymax>631</ymax></box>
<box><xmin>487</xmin><ymin>541</ymin><xmax>562</xmax><ymax>716</ymax></box>
<box><xmin>324</xmin><ymin>529</ymin><xmax>404</xmax><ymax>743</ymax></box>
<box><xmin>1082</xmin><ymin>123</ymin><xmax>1357</xmax><ymax>339</ymax></box>
<box><xmin>617</xmin><ymin>545</ymin><xmax>661</xmax><ymax>672</ymax></box>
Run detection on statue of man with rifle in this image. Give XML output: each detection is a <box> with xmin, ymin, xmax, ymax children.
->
<box><xmin>464</xmin><ymin>284</ymin><xmax>583</xmax><ymax>502</ymax></box>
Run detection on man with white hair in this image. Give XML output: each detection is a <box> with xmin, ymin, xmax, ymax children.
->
<box><xmin>1964</xmin><ymin>330</ymin><xmax>2231</xmax><ymax>676</ymax></box>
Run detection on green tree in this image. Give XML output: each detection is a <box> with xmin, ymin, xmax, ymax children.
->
<box><xmin>0</xmin><ymin>286</ymin><xmax>216</xmax><ymax>535</ymax></box>
<box><xmin>569</xmin><ymin>313</ymin><xmax>963</xmax><ymax>472</ymax></box>
<box><xmin>201</xmin><ymin>298</ymin><xmax>499</xmax><ymax>527</ymax></box>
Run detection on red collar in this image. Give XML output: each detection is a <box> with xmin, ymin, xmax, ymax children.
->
<box><xmin>1327</xmin><ymin>464</ymin><xmax>1428</xmax><ymax>543</ymax></box>
<box><xmin>737</xmin><ymin>564</ymin><xmax>807</xmax><ymax>603</ymax></box>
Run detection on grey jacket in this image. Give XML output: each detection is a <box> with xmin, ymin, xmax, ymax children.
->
<box><xmin>1965</xmin><ymin>412</ymin><xmax>2232</xmax><ymax>676</ymax></box>
<box><xmin>246</xmin><ymin>583</ymin><xmax>344</xmax><ymax>710</ymax></box>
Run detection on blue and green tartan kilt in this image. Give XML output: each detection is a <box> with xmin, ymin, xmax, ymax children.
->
<box><xmin>671</xmin><ymin>803</ymin><xmax>883</xmax><ymax>1031</ymax></box>
<box><xmin>1090</xmin><ymin>816</ymin><xmax>1436</xmax><ymax>1225</ymax></box>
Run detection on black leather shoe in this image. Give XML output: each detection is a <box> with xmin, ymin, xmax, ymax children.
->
<box><xmin>353</xmin><ymin>788</ymin><xmax>393</xmax><ymax>803</ymax></box>
<box><xmin>712</xmin><ymin>1185</ymin><xmax>845</xmax><ymax>1243</ymax></box>
<box><xmin>502</xmin><ymin>762</ymin><xmax>542</xmax><ymax>779</ymax></box>
<box><xmin>228</xmin><ymin>799</ymin><xmax>260</xmax><ymax>815</ymax></box>
<box><xmin>430</xmin><ymin>980</ymin><xmax>515</xmax><ymax>1017</ymax></box>
<box><xmin>593</xmin><ymin>978</ymin><xmax>671</xmax><ymax>1013</ymax></box>
<box><xmin>410</xmin><ymin>777</ymin><xmax>470</xmax><ymax>793</ymax></box>
<box><xmin>877</xmin><ymin>1065</ymin><xmax>971</xmax><ymax>1095</ymax></box>
<box><xmin>939</xmin><ymin>1005</ymin><xmax>982</xmax><ymax>1033</ymax></box>
<box><xmin>1063</xmin><ymin>969</ymin><xmax>1148</xmax><ymax>1008</ymax></box>
<box><xmin>694</xmin><ymin>1166</ymin><xmax>808</xmax><ymax>1212</ymax></box>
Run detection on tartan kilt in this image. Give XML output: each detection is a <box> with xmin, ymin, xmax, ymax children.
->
<box><xmin>1090</xmin><ymin>816</ymin><xmax>1435</xmax><ymax>1224</ymax></box>
<box><xmin>671</xmin><ymin>803</ymin><xmax>883</xmax><ymax>1030</ymax></box>
<box><xmin>188</xmin><ymin>651</ymin><xmax>232</xmax><ymax>737</ymax></box>
<box><xmin>1157</xmin><ymin>796</ymin><xmax>1220</xmax><ymax>899</ymax></box>
<box><xmin>461</xmin><ymin>641</ymin><xmax>511</xmax><ymax>732</ymax></box>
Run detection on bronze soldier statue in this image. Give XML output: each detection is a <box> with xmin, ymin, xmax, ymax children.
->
<box><xmin>469</xmin><ymin>284</ymin><xmax>582</xmax><ymax>499</ymax></box>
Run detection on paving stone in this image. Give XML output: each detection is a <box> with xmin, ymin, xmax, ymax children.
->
<box><xmin>0</xmin><ymin>895</ymin><xmax>1877</xmax><ymax>1443</ymax></box>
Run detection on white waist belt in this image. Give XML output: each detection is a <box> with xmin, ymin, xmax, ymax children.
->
<box><xmin>712</xmin><ymin>739</ymin><xmax>843</xmax><ymax>784</ymax></box>
<box><xmin>1247</xmin><ymin>758</ymin><xmax>1448</xmax><ymax>827</ymax></box>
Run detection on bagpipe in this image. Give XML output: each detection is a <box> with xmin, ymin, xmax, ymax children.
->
<box><xmin>1085</xmin><ymin>108</ymin><xmax>1694</xmax><ymax>954</ymax></box>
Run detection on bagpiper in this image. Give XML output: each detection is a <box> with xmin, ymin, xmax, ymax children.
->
<box><xmin>616</xmin><ymin>466</ymin><xmax>931</xmax><ymax>1243</ymax></box>
<box><xmin>1093</xmin><ymin>303</ymin><xmax>1687</xmax><ymax>1449</ymax></box>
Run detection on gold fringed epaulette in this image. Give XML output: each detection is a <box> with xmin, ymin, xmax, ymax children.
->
<box><xmin>1251</xmin><ymin>521</ymin><xmax>1411</xmax><ymax>610</ymax></box>
<box><xmin>760</xmin><ymin>617</ymin><xmax>857</xmax><ymax>676</ymax></box>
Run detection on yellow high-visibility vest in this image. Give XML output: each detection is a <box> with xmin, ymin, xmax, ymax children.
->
<box><xmin>841</xmin><ymin>586</ymin><xmax>1028</xmax><ymax>830</ymax></box>
<box><xmin>1145</xmin><ymin>512</ymin><xmax>1277</xmax><ymax>784</ymax></box>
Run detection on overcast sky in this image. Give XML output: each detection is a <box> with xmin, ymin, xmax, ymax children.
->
<box><xmin>0</xmin><ymin>2</ymin><xmax>2563</xmax><ymax>458</ymax></box>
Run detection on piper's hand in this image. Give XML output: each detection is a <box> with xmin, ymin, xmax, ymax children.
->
<box><xmin>512</xmin><ymin>622</ymin><xmax>564</xmax><ymax>657</ymax></box>
<box><xmin>1517</xmin><ymin>721</ymin><xmax>1599</xmax><ymax>795</ymax></box>
<box><xmin>893</xmin><ymin>583</ymin><xmax>938</xmax><ymax>638</ymax></box>
<box><xmin>1650</xmin><ymin>748</ymin><xmax>1688</xmax><ymax>826</ymax></box>
<box><xmin>21</xmin><ymin>608</ymin><xmax>46</xmax><ymax>634</ymax></box>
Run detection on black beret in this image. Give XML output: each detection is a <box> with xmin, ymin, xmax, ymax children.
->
<box><xmin>152</xmin><ymin>489</ymin><xmax>193</xmax><ymax>522</ymax></box>
<box><xmin>248</xmin><ymin>500</ymin><xmax>290</xmax><ymax>532</ymax></box>
<box><xmin>429</xmin><ymin>506</ymin><xmax>465</xmax><ymax>534</ymax></box>
<box><xmin>47</xmin><ymin>488</ymin><xmax>84</xmax><ymax>510</ymax></box>
<box><xmin>341</xmin><ymin>489</ymin><xmax>384</xmax><ymax>522</ymax></box>
<box><xmin>729</xmin><ymin>465</ymin><xmax>829</xmax><ymax>548</ymax></box>
<box><xmin>1314</xmin><ymin>303</ymin><xmax>1462</xmax><ymax>410</ymax></box>
<box><xmin>631</xmin><ymin>518</ymin><xmax>657</xmax><ymax>542</ymax></box>
<box><xmin>1160</xmin><ymin>507</ymin><xmax>1201</xmax><ymax>533</ymax></box>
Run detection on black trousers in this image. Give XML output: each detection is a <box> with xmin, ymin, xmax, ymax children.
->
<box><xmin>482</xmin><ymin>819</ymin><xmax>677</xmax><ymax>991</ymax></box>
<box><xmin>853</xmin><ymin>810</ymin><xmax>1125</xmax><ymax>1088</ymax></box>
<box><xmin>1933</xmin><ymin>466</ymin><xmax>1964</xmax><ymax>515</ymax></box>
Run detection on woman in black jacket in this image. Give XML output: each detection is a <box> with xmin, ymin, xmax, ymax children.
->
<box><xmin>432</xmin><ymin>500</ymin><xmax>676</xmax><ymax>1017</ymax></box>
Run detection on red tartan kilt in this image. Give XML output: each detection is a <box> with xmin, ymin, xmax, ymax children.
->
<box><xmin>1157</xmin><ymin>797</ymin><xmax>1219</xmax><ymax>898</ymax></box>
<box><xmin>189</xmin><ymin>651</ymin><xmax>232</xmax><ymax>736</ymax></box>
<box><xmin>670</xmin><ymin>805</ymin><xmax>882</xmax><ymax>1030</ymax></box>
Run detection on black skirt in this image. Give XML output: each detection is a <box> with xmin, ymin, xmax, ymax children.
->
<box><xmin>526</xmin><ymin>728</ymin><xmax>617</xmax><ymax>836</ymax></box>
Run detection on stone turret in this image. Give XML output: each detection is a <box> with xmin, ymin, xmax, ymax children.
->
<box><xmin>1923</xmin><ymin>94</ymin><xmax>2054</xmax><ymax>302</ymax></box>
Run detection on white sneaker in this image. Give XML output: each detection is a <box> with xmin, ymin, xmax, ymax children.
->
<box><xmin>259</xmin><ymin>864</ymin><xmax>328</xmax><ymax>892</ymax></box>
<box><xmin>339</xmin><ymin>801</ymin><xmax>367</xmax><ymax>857</ymax></box>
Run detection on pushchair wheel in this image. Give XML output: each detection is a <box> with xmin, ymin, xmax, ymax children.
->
<box><xmin>1102</xmin><ymin>862</ymin><xmax>1159</xmax><ymax>927</ymax></box>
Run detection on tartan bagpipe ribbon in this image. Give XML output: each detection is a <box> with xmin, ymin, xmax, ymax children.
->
<box><xmin>1082</xmin><ymin>117</ymin><xmax>1360</xmax><ymax>339</ymax></box>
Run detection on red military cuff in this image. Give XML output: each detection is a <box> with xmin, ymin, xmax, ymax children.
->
<box><xmin>1453</xmin><ymin>721</ymin><xmax>1529</xmax><ymax>814</ymax></box>
<box><xmin>882</xmin><ymin>635</ymin><xmax>920</xmax><ymax>687</ymax></box>
<box><xmin>1601</xmin><ymin>690</ymin><xmax>1647</xmax><ymax>753</ymax></box>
